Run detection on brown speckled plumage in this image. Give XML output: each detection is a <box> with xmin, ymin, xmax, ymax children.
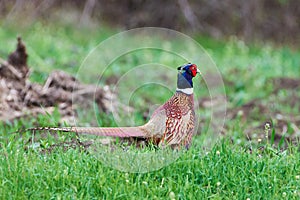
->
<box><xmin>159</xmin><ymin>92</ymin><xmax>195</xmax><ymax>148</ymax></box>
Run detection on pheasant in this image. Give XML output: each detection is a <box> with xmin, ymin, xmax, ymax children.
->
<box><xmin>26</xmin><ymin>63</ymin><xmax>201</xmax><ymax>149</ymax></box>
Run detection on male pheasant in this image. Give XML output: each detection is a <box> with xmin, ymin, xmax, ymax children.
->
<box><xmin>28</xmin><ymin>63</ymin><xmax>201</xmax><ymax>149</ymax></box>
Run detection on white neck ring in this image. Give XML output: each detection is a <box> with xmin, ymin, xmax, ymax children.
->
<box><xmin>176</xmin><ymin>88</ymin><xmax>193</xmax><ymax>95</ymax></box>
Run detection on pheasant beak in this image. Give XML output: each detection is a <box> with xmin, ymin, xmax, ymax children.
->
<box><xmin>196</xmin><ymin>68</ymin><xmax>201</xmax><ymax>75</ymax></box>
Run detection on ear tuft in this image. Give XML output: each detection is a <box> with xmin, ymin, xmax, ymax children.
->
<box><xmin>177</xmin><ymin>66</ymin><xmax>182</xmax><ymax>70</ymax></box>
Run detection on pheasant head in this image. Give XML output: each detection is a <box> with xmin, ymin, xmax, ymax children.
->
<box><xmin>176</xmin><ymin>63</ymin><xmax>201</xmax><ymax>95</ymax></box>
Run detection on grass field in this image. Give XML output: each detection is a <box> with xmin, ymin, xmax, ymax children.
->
<box><xmin>0</xmin><ymin>23</ymin><xmax>300</xmax><ymax>199</ymax></box>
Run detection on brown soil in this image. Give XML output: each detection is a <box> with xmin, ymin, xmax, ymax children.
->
<box><xmin>0</xmin><ymin>37</ymin><xmax>128</xmax><ymax>125</ymax></box>
<box><xmin>272</xmin><ymin>77</ymin><xmax>300</xmax><ymax>93</ymax></box>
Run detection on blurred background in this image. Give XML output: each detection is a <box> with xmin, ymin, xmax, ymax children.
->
<box><xmin>0</xmin><ymin>0</ymin><xmax>299</xmax><ymax>144</ymax></box>
<box><xmin>1</xmin><ymin>0</ymin><xmax>300</xmax><ymax>45</ymax></box>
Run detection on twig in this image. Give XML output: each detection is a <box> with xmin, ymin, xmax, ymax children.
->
<box><xmin>80</xmin><ymin>0</ymin><xmax>96</xmax><ymax>25</ymax></box>
<box><xmin>178</xmin><ymin>0</ymin><xmax>201</xmax><ymax>31</ymax></box>
<box><xmin>0</xmin><ymin>57</ymin><xmax>23</xmax><ymax>80</ymax></box>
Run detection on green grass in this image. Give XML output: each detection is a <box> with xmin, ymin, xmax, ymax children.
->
<box><xmin>1</xmin><ymin>127</ymin><xmax>299</xmax><ymax>199</ymax></box>
<box><xmin>0</xmin><ymin>22</ymin><xmax>300</xmax><ymax>199</ymax></box>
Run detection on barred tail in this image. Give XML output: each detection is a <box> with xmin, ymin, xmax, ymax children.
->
<box><xmin>26</xmin><ymin>127</ymin><xmax>147</xmax><ymax>138</ymax></box>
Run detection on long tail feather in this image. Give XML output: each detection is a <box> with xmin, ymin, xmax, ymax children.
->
<box><xmin>25</xmin><ymin>127</ymin><xmax>147</xmax><ymax>138</ymax></box>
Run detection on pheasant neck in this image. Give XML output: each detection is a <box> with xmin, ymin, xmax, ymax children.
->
<box><xmin>176</xmin><ymin>87</ymin><xmax>193</xmax><ymax>95</ymax></box>
<box><xmin>176</xmin><ymin>72</ymin><xmax>193</xmax><ymax>95</ymax></box>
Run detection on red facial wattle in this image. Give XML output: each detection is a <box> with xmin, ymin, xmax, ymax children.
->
<box><xmin>190</xmin><ymin>64</ymin><xmax>198</xmax><ymax>77</ymax></box>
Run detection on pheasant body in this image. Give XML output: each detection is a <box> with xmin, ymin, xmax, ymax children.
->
<box><xmin>27</xmin><ymin>63</ymin><xmax>200</xmax><ymax>149</ymax></box>
<box><xmin>139</xmin><ymin>91</ymin><xmax>195</xmax><ymax>148</ymax></box>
